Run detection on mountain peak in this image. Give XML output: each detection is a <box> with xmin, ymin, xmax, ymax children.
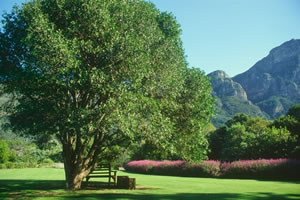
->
<box><xmin>269</xmin><ymin>39</ymin><xmax>300</xmax><ymax>64</ymax></box>
<box><xmin>208</xmin><ymin>70</ymin><xmax>248</xmax><ymax>100</ymax></box>
<box><xmin>232</xmin><ymin>39</ymin><xmax>300</xmax><ymax>119</ymax></box>
<box><xmin>208</xmin><ymin>70</ymin><xmax>231</xmax><ymax>79</ymax></box>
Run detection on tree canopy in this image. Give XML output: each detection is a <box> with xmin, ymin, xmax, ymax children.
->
<box><xmin>208</xmin><ymin>113</ymin><xmax>298</xmax><ymax>161</ymax></box>
<box><xmin>0</xmin><ymin>0</ymin><xmax>214</xmax><ymax>190</ymax></box>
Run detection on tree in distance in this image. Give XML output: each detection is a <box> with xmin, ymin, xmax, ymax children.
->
<box><xmin>0</xmin><ymin>0</ymin><xmax>214</xmax><ymax>190</ymax></box>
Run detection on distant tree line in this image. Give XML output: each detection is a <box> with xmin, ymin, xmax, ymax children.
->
<box><xmin>0</xmin><ymin>134</ymin><xmax>62</xmax><ymax>168</ymax></box>
<box><xmin>208</xmin><ymin>104</ymin><xmax>300</xmax><ymax>161</ymax></box>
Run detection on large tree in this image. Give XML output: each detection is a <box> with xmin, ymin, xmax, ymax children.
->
<box><xmin>0</xmin><ymin>0</ymin><xmax>192</xmax><ymax>190</ymax></box>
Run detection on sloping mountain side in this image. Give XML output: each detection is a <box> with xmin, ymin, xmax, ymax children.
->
<box><xmin>233</xmin><ymin>39</ymin><xmax>300</xmax><ymax>118</ymax></box>
<box><xmin>208</xmin><ymin>71</ymin><xmax>268</xmax><ymax>127</ymax></box>
<box><xmin>210</xmin><ymin>39</ymin><xmax>300</xmax><ymax>127</ymax></box>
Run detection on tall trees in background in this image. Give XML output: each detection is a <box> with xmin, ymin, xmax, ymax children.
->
<box><xmin>208</xmin><ymin>108</ymin><xmax>299</xmax><ymax>161</ymax></box>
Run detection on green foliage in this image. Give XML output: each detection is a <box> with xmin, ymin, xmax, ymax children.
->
<box><xmin>287</xmin><ymin>104</ymin><xmax>300</xmax><ymax>121</ymax></box>
<box><xmin>221</xmin><ymin>123</ymin><xmax>256</xmax><ymax>161</ymax></box>
<box><xmin>0</xmin><ymin>131</ymin><xmax>62</xmax><ymax>167</ymax></box>
<box><xmin>257</xmin><ymin>96</ymin><xmax>296</xmax><ymax>119</ymax></box>
<box><xmin>0</xmin><ymin>161</ymin><xmax>37</xmax><ymax>169</ymax></box>
<box><xmin>207</xmin><ymin>126</ymin><xmax>226</xmax><ymax>160</ymax></box>
<box><xmin>271</xmin><ymin>104</ymin><xmax>300</xmax><ymax>158</ymax></box>
<box><xmin>0</xmin><ymin>136</ymin><xmax>61</xmax><ymax>165</ymax></box>
<box><xmin>170</xmin><ymin>68</ymin><xmax>214</xmax><ymax>161</ymax></box>
<box><xmin>8</xmin><ymin>151</ymin><xmax>17</xmax><ymax>162</ymax></box>
<box><xmin>0</xmin><ymin>140</ymin><xmax>10</xmax><ymax>163</ymax></box>
<box><xmin>130</xmin><ymin>68</ymin><xmax>215</xmax><ymax>161</ymax></box>
<box><xmin>225</xmin><ymin>113</ymin><xmax>252</xmax><ymax>127</ymax></box>
<box><xmin>212</xmin><ymin>96</ymin><xmax>269</xmax><ymax>127</ymax></box>
<box><xmin>273</xmin><ymin>115</ymin><xmax>300</xmax><ymax>135</ymax></box>
<box><xmin>209</xmin><ymin>113</ymin><xmax>297</xmax><ymax>161</ymax></box>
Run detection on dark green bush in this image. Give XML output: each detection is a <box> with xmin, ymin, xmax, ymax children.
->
<box><xmin>0</xmin><ymin>163</ymin><xmax>6</xmax><ymax>169</ymax></box>
<box><xmin>5</xmin><ymin>162</ymin><xmax>14</xmax><ymax>169</ymax></box>
<box><xmin>13</xmin><ymin>162</ymin><xmax>27</xmax><ymax>169</ymax></box>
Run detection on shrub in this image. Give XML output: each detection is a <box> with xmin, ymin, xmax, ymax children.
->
<box><xmin>9</xmin><ymin>151</ymin><xmax>17</xmax><ymax>162</ymax></box>
<box><xmin>13</xmin><ymin>162</ymin><xmax>27</xmax><ymax>169</ymax></box>
<box><xmin>152</xmin><ymin>160</ymin><xmax>186</xmax><ymax>176</ymax></box>
<box><xmin>185</xmin><ymin>160</ymin><xmax>221</xmax><ymax>177</ymax></box>
<box><xmin>0</xmin><ymin>163</ymin><xmax>6</xmax><ymax>169</ymax></box>
<box><xmin>221</xmin><ymin>159</ymin><xmax>300</xmax><ymax>180</ymax></box>
<box><xmin>0</xmin><ymin>140</ymin><xmax>10</xmax><ymax>163</ymax></box>
<box><xmin>5</xmin><ymin>162</ymin><xmax>14</xmax><ymax>169</ymax></box>
<box><xmin>125</xmin><ymin>159</ymin><xmax>300</xmax><ymax>180</ymax></box>
<box><xmin>39</xmin><ymin>158</ymin><xmax>55</xmax><ymax>168</ymax></box>
<box><xmin>41</xmin><ymin>158</ymin><xmax>54</xmax><ymax>164</ymax></box>
<box><xmin>125</xmin><ymin>160</ymin><xmax>221</xmax><ymax>177</ymax></box>
<box><xmin>125</xmin><ymin>160</ymin><xmax>161</xmax><ymax>174</ymax></box>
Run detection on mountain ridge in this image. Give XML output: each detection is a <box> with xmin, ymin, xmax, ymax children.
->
<box><xmin>209</xmin><ymin>39</ymin><xmax>300</xmax><ymax>127</ymax></box>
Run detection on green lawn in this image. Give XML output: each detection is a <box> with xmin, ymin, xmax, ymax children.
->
<box><xmin>0</xmin><ymin>168</ymin><xmax>299</xmax><ymax>200</ymax></box>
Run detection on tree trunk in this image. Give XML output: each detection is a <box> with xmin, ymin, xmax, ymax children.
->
<box><xmin>63</xmin><ymin>143</ymin><xmax>89</xmax><ymax>190</ymax></box>
<box><xmin>62</xmin><ymin>136</ymin><xmax>100</xmax><ymax>190</ymax></box>
<box><xmin>65</xmin><ymin>168</ymin><xmax>86</xmax><ymax>190</ymax></box>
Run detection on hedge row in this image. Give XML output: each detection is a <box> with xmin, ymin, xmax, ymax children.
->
<box><xmin>0</xmin><ymin>159</ymin><xmax>56</xmax><ymax>169</ymax></box>
<box><xmin>0</xmin><ymin>162</ymin><xmax>38</xmax><ymax>169</ymax></box>
<box><xmin>125</xmin><ymin>159</ymin><xmax>300</xmax><ymax>180</ymax></box>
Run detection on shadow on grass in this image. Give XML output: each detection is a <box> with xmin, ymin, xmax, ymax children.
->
<box><xmin>0</xmin><ymin>179</ymin><xmax>65</xmax><ymax>199</ymax></box>
<box><xmin>59</xmin><ymin>193</ymin><xmax>300</xmax><ymax>200</ymax></box>
<box><xmin>0</xmin><ymin>180</ymin><xmax>300</xmax><ymax>200</ymax></box>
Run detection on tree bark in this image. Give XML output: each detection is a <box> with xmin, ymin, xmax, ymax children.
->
<box><xmin>63</xmin><ymin>146</ymin><xmax>90</xmax><ymax>190</ymax></box>
<box><xmin>62</xmin><ymin>133</ymin><xmax>101</xmax><ymax>190</ymax></box>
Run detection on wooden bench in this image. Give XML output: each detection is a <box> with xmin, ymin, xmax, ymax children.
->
<box><xmin>86</xmin><ymin>163</ymin><xmax>117</xmax><ymax>186</ymax></box>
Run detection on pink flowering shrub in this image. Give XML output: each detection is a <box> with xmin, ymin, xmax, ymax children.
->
<box><xmin>186</xmin><ymin>160</ymin><xmax>221</xmax><ymax>177</ymax></box>
<box><xmin>152</xmin><ymin>160</ymin><xmax>186</xmax><ymax>176</ymax></box>
<box><xmin>125</xmin><ymin>159</ymin><xmax>300</xmax><ymax>180</ymax></box>
<box><xmin>124</xmin><ymin>160</ymin><xmax>161</xmax><ymax>174</ymax></box>
<box><xmin>220</xmin><ymin>159</ymin><xmax>300</xmax><ymax>180</ymax></box>
<box><xmin>125</xmin><ymin>160</ymin><xmax>221</xmax><ymax>177</ymax></box>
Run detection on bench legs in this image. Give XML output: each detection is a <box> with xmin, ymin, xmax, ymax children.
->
<box><xmin>86</xmin><ymin>175</ymin><xmax>117</xmax><ymax>186</ymax></box>
<box><xmin>108</xmin><ymin>175</ymin><xmax>116</xmax><ymax>186</ymax></box>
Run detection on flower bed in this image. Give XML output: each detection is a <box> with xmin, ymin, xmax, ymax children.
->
<box><xmin>220</xmin><ymin>159</ymin><xmax>300</xmax><ymax>180</ymax></box>
<box><xmin>125</xmin><ymin>159</ymin><xmax>300</xmax><ymax>180</ymax></box>
<box><xmin>125</xmin><ymin>160</ymin><xmax>221</xmax><ymax>177</ymax></box>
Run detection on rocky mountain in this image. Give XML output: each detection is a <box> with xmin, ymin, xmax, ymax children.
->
<box><xmin>209</xmin><ymin>70</ymin><xmax>248</xmax><ymax>100</ymax></box>
<box><xmin>208</xmin><ymin>71</ymin><xmax>268</xmax><ymax>127</ymax></box>
<box><xmin>210</xmin><ymin>39</ymin><xmax>300</xmax><ymax>127</ymax></box>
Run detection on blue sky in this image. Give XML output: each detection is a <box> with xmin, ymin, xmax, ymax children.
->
<box><xmin>1</xmin><ymin>0</ymin><xmax>300</xmax><ymax>77</ymax></box>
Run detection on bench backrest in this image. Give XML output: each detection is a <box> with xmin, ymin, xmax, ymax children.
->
<box><xmin>92</xmin><ymin>163</ymin><xmax>112</xmax><ymax>174</ymax></box>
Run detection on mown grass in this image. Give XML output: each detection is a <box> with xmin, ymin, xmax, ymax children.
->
<box><xmin>0</xmin><ymin>168</ymin><xmax>300</xmax><ymax>200</ymax></box>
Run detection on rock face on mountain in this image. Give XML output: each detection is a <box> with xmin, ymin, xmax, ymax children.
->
<box><xmin>233</xmin><ymin>39</ymin><xmax>300</xmax><ymax>119</ymax></box>
<box><xmin>208</xmin><ymin>70</ymin><xmax>248</xmax><ymax>100</ymax></box>
<box><xmin>233</xmin><ymin>39</ymin><xmax>300</xmax><ymax>103</ymax></box>
<box><xmin>210</xmin><ymin>39</ymin><xmax>300</xmax><ymax>126</ymax></box>
<box><xmin>208</xmin><ymin>71</ymin><xmax>267</xmax><ymax>127</ymax></box>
